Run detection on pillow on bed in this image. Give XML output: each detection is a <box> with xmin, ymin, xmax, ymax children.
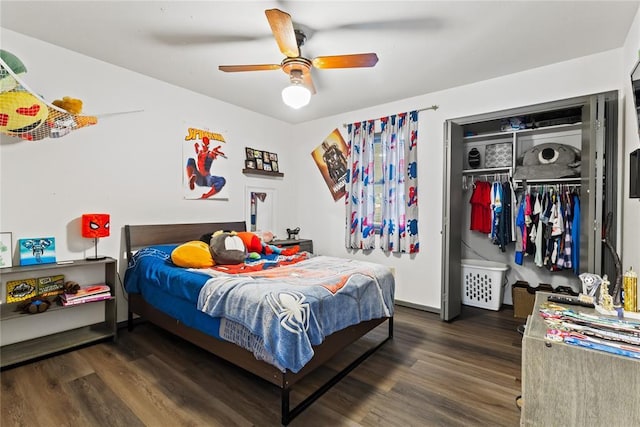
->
<box><xmin>171</xmin><ymin>240</ymin><xmax>215</xmax><ymax>268</ymax></box>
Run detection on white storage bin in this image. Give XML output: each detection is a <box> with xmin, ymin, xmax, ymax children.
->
<box><xmin>461</xmin><ymin>259</ymin><xmax>509</xmax><ymax>310</ymax></box>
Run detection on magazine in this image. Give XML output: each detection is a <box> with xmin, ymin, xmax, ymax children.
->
<box><xmin>61</xmin><ymin>284</ymin><xmax>110</xmax><ymax>302</ymax></box>
<box><xmin>60</xmin><ymin>292</ymin><xmax>111</xmax><ymax>306</ymax></box>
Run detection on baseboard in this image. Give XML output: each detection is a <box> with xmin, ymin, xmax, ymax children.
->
<box><xmin>395</xmin><ymin>299</ymin><xmax>440</xmax><ymax>314</ymax></box>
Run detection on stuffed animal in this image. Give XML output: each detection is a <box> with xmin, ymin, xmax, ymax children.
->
<box><xmin>513</xmin><ymin>142</ymin><xmax>581</xmax><ymax>180</ymax></box>
<box><xmin>237</xmin><ymin>231</ymin><xmax>299</xmax><ymax>256</ymax></box>
<box><xmin>64</xmin><ymin>280</ymin><xmax>81</xmax><ymax>294</ymax></box>
<box><xmin>52</xmin><ymin>96</ymin><xmax>83</xmax><ymax>115</ymax></box>
<box><xmin>19</xmin><ymin>297</ymin><xmax>51</xmax><ymax>314</ymax></box>
<box><xmin>0</xmin><ymin>91</ymin><xmax>49</xmax><ymax>138</ymax></box>
<box><xmin>209</xmin><ymin>231</ymin><xmax>247</xmax><ymax>265</ymax></box>
<box><xmin>0</xmin><ymin>49</ymin><xmax>27</xmax><ymax>92</ymax></box>
<box><xmin>171</xmin><ymin>240</ymin><xmax>214</xmax><ymax>268</ymax></box>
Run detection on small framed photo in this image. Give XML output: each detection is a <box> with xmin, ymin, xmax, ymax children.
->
<box><xmin>263</xmin><ymin>151</ymin><xmax>270</xmax><ymax>162</ymax></box>
<box><xmin>264</xmin><ymin>163</ymin><xmax>272</xmax><ymax>172</ymax></box>
<box><xmin>245</xmin><ymin>159</ymin><xmax>256</xmax><ymax>169</ymax></box>
<box><xmin>253</xmin><ymin>150</ymin><xmax>262</xmax><ymax>159</ymax></box>
<box><xmin>256</xmin><ymin>158</ymin><xmax>263</xmax><ymax>169</ymax></box>
<box><xmin>0</xmin><ymin>232</ymin><xmax>12</xmax><ymax>268</ymax></box>
<box><xmin>272</xmin><ymin>161</ymin><xmax>279</xmax><ymax>172</ymax></box>
<box><xmin>270</xmin><ymin>152</ymin><xmax>278</xmax><ymax>162</ymax></box>
<box><xmin>245</xmin><ymin>147</ymin><xmax>254</xmax><ymax>160</ymax></box>
<box><xmin>19</xmin><ymin>237</ymin><xmax>56</xmax><ymax>266</ymax></box>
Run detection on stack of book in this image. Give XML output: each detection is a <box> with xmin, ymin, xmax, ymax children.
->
<box><xmin>60</xmin><ymin>284</ymin><xmax>111</xmax><ymax>306</ymax></box>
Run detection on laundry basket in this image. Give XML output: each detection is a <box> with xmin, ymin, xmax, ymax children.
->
<box><xmin>461</xmin><ymin>259</ymin><xmax>509</xmax><ymax>310</ymax></box>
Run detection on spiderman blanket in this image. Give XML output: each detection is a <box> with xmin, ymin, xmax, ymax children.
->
<box><xmin>197</xmin><ymin>255</ymin><xmax>395</xmax><ymax>373</ymax></box>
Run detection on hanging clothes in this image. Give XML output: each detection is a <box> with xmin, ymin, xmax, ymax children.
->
<box><xmin>497</xmin><ymin>180</ymin><xmax>513</xmax><ymax>251</ymax></box>
<box><xmin>515</xmin><ymin>194</ymin><xmax>526</xmax><ymax>265</ymax></box>
<box><xmin>490</xmin><ymin>182</ymin><xmax>503</xmax><ymax>243</ymax></box>
<box><xmin>572</xmin><ymin>192</ymin><xmax>581</xmax><ymax>274</ymax></box>
<box><xmin>469</xmin><ymin>181</ymin><xmax>492</xmax><ymax>234</ymax></box>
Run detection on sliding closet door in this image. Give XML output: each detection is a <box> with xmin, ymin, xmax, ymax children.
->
<box><xmin>441</xmin><ymin>121</ymin><xmax>464</xmax><ymax>321</ymax></box>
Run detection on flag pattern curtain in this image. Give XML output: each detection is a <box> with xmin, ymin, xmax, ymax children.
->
<box><xmin>379</xmin><ymin>111</ymin><xmax>419</xmax><ymax>253</ymax></box>
<box><xmin>345</xmin><ymin>120</ymin><xmax>376</xmax><ymax>249</ymax></box>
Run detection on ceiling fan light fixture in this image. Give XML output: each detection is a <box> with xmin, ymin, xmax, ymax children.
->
<box><xmin>282</xmin><ymin>70</ymin><xmax>311</xmax><ymax>109</ymax></box>
<box><xmin>282</xmin><ymin>84</ymin><xmax>311</xmax><ymax>109</ymax></box>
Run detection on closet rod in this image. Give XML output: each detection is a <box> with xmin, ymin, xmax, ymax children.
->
<box><xmin>342</xmin><ymin>105</ymin><xmax>439</xmax><ymax>128</ymax></box>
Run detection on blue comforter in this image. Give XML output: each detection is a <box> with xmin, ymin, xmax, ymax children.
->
<box><xmin>196</xmin><ymin>256</ymin><xmax>395</xmax><ymax>373</ymax></box>
<box><xmin>125</xmin><ymin>246</ymin><xmax>394</xmax><ymax>373</ymax></box>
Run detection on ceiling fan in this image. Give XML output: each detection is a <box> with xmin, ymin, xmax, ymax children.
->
<box><xmin>218</xmin><ymin>8</ymin><xmax>379</xmax><ymax>108</ymax></box>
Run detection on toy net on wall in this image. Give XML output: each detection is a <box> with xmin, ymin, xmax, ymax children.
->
<box><xmin>0</xmin><ymin>55</ymin><xmax>97</xmax><ymax>142</ymax></box>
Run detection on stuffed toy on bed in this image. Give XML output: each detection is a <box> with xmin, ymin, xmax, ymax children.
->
<box><xmin>209</xmin><ymin>231</ymin><xmax>247</xmax><ymax>264</ymax></box>
<box><xmin>171</xmin><ymin>231</ymin><xmax>247</xmax><ymax>268</ymax></box>
<box><xmin>171</xmin><ymin>240</ymin><xmax>215</xmax><ymax>268</ymax></box>
<box><xmin>237</xmin><ymin>231</ymin><xmax>299</xmax><ymax>257</ymax></box>
<box><xmin>512</xmin><ymin>142</ymin><xmax>581</xmax><ymax>180</ymax></box>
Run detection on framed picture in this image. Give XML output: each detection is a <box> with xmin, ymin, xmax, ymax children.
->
<box><xmin>256</xmin><ymin>158</ymin><xmax>263</xmax><ymax>169</ymax></box>
<box><xmin>272</xmin><ymin>161</ymin><xmax>279</xmax><ymax>172</ymax></box>
<box><xmin>270</xmin><ymin>152</ymin><xmax>278</xmax><ymax>162</ymax></box>
<box><xmin>245</xmin><ymin>159</ymin><xmax>256</xmax><ymax>169</ymax></box>
<box><xmin>263</xmin><ymin>151</ymin><xmax>270</xmax><ymax>162</ymax></box>
<box><xmin>245</xmin><ymin>147</ymin><xmax>254</xmax><ymax>160</ymax></box>
<box><xmin>19</xmin><ymin>237</ymin><xmax>56</xmax><ymax>266</ymax></box>
<box><xmin>253</xmin><ymin>150</ymin><xmax>262</xmax><ymax>159</ymax></box>
<box><xmin>0</xmin><ymin>232</ymin><xmax>12</xmax><ymax>268</ymax></box>
<box><xmin>264</xmin><ymin>163</ymin><xmax>272</xmax><ymax>172</ymax></box>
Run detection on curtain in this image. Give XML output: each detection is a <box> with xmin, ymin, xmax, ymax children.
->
<box><xmin>379</xmin><ymin>111</ymin><xmax>419</xmax><ymax>253</ymax></box>
<box><xmin>345</xmin><ymin>120</ymin><xmax>376</xmax><ymax>249</ymax></box>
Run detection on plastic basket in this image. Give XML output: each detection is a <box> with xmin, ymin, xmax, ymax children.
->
<box><xmin>461</xmin><ymin>259</ymin><xmax>509</xmax><ymax>310</ymax></box>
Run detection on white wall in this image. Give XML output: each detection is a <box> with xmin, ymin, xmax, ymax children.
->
<box><xmin>294</xmin><ymin>48</ymin><xmax>627</xmax><ymax>310</ymax></box>
<box><xmin>0</xmin><ymin>29</ymin><xmax>296</xmax><ymax>322</ymax></box>
<box><xmin>621</xmin><ymin>8</ymin><xmax>640</xmax><ymax>304</ymax></box>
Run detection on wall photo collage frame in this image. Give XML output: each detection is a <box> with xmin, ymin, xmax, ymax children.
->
<box><xmin>245</xmin><ymin>147</ymin><xmax>279</xmax><ymax>173</ymax></box>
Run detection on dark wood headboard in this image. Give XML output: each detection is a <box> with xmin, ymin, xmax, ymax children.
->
<box><xmin>124</xmin><ymin>221</ymin><xmax>246</xmax><ymax>260</ymax></box>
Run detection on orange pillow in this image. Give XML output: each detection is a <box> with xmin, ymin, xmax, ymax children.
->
<box><xmin>171</xmin><ymin>240</ymin><xmax>214</xmax><ymax>268</ymax></box>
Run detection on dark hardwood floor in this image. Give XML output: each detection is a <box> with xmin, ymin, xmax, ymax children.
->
<box><xmin>1</xmin><ymin>305</ymin><xmax>523</xmax><ymax>426</ymax></box>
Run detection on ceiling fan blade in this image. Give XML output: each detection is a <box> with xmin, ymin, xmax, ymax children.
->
<box><xmin>218</xmin><ymin>64</ymin><xmax>282</xmax><ymax>72</ymax></box>
<box><xmin>302</xmin><ymin>69</ymin><xmax>317</xmax><ymax>95</ymax></box>
<box><xmin>312</xmin><ymin>53</ymin><xmax>379</xmax><ymax>69</ymax></box>
<box><xmin>265</xmin><ymin>8</ymin><xmax>299</xmax><ymax>58</ymax></box>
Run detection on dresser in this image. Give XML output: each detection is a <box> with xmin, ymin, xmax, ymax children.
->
<box><xmin>521</xmin><ymin>292</ymin><xmax>640</xmax><ymax>426</ymax></box>
<box><xmin>271</xmin><ymin>238</ymin><xmax>313</xmax><ymax>254</ymax></box>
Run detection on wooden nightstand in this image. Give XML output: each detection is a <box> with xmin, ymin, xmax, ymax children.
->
<box><xmin>271</xmin><ymin>239</ymin><xmax>313</xmax><ymax>254</ymax></box>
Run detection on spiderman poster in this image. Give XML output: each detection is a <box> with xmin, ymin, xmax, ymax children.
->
<box><xmin>183</xmin><ymin>125</ymin><xmax>230</xmax><ymax>200</ymax></box>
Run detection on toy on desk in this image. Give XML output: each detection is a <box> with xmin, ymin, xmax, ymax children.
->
<box><xmin>599</xmin><ymin>275</ymin><xmax>614</xmax><ymax>311</ymax></box>
<box><xmin>286</xmin><ymin>227</ymin><xmax>300</xmax><ymax>240</ymax></box>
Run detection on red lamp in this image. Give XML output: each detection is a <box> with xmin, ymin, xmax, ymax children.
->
<box><xmin>81</xmin><ymin>213</ymin><xmax>110</xmax><ymax>261</ymax></box>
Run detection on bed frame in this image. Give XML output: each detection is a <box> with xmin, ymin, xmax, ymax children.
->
<box><xmin>124</xmin><ymin>221</ymin><xmax>393</xmax><ymax>425</ymax></box>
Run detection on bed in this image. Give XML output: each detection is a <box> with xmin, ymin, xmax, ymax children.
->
<box><xmin>123</xmin><ymin>221</ymin><xmax>394</xmax><ymax>425</ymax></box>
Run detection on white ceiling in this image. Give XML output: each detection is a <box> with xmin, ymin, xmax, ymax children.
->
<box><xmin>1</xmin><ymin>1</ymin><xmax>638</xmax><ymax>124</ymax></box>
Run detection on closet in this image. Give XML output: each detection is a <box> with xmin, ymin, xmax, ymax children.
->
<box><xmin>441</xmin><ymin>92</ymin><xmax>619</xmax><ymax>321</ymax></box>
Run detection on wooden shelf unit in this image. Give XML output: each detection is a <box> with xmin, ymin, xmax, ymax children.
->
<box><xmin>0</xmin><ymin>257</ymin><xmax>117</xmax><ymax>369</ymax></box>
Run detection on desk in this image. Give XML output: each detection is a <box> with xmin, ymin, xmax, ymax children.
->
<box><xmin>521</xmin><ymin>292</ymin><xmax>640</xmax><ymax>426</ymax></box>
